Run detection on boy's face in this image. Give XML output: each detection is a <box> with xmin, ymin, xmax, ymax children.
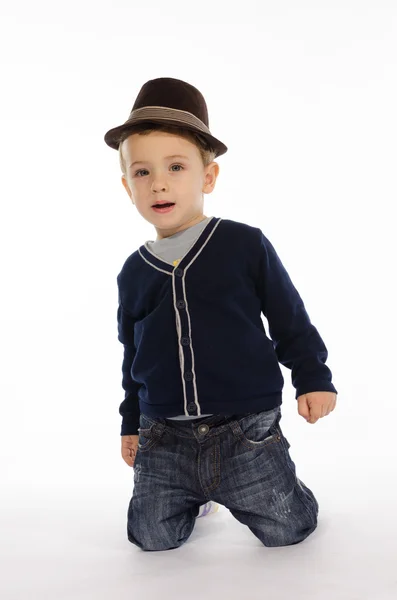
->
<box><xmin>121</xmin><ymin>131</ymin><xmax>219</xmax><ymax>240</ymax></box>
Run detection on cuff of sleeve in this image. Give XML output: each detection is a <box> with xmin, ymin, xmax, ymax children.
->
<box><xmin>120</xmin><ymin>416</ymin><xmax>140</xmax><ymax>436</ymax></box>
<box><xmin>295</xmin><ymin>380</ymin><xmax>338</xmax><ymax>399</ymax></box>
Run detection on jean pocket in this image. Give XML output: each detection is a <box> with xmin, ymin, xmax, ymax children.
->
<box><xmin>137</xmin><ymin>424</ymin><xmax>162</xmax><ymax>452</ymax></box>
<box><xmin>233</xmin><ymin>407</ymin><xmax>282</xmax><ymax>449</ymax></box>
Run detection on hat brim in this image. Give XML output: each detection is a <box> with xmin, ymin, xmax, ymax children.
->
<box><xmin>104</xmin><ymin>118</ymin><xmax>228</xmax><ymax>158</ymax></box>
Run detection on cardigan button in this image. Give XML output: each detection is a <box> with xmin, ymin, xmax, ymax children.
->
<box><xmin>184</xmin><ymin>371</ymin><xmax>193</xmax><ymax>381</ymax></box>
<box><xmin>198</xmin><ymin>424</ymin><xmax>209</xmax><ymax>435</ymax></box>
<box><xmin>188</xmin><ymin>403</ymin><xmax>196</xmax><ymax>411</ymax></box>
<box><xmin>175</xmin><ymin>268</ymin><xmax>184</xmax><ymax>277</ymax></box>
<box><xmin>176</xmin><ymin>300</ymin><xmax>185</xmax><ymax>309</ymax></box>
<box><xmin>181</xmin><ymin>336</ymin><xmax>190</xmax><ymax>346</ymax></box>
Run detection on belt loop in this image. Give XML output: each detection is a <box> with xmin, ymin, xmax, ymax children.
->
<box><xmin>227</xmin><ymin>417</ymin><xmax>241</xmax><ymax>438</ymax></box>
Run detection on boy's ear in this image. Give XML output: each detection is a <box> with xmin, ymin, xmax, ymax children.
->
<box><xmin>121</xmin><ymin>176</ymin><xmax>135</xmax><ymax>204</ymax></box>
<box><xmin>203</xmin><ymin>161</ymin><xmax>220</xmax><ymax>193</ymax></box>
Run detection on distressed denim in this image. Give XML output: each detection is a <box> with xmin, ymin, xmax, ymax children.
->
<box><xmin>127</xmin><ymin>406</ymin><xmax>319</xmax><ymax>551</ymax></box>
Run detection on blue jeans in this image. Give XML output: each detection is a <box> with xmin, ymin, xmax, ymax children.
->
<box><xmin>127</xmin><ymin>406</ymin><xmax>319</xmax><ymax>551</ymax></box>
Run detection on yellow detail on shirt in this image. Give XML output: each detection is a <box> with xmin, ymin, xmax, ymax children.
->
<box><xmin>173</xmin><ymin>259</ymin><xmax>181</xmax><ymax>267</ymax></box>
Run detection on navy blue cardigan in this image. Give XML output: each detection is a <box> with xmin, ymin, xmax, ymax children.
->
<box><xmin>116</xmin><ymin>217</ymin><xmax>337</xmax><ymax>435</ymax></box>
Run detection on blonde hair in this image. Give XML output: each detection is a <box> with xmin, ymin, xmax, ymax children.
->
<box><xmin>118</xmin><ymin>123</ymin><xmax>217</xmax><ymax>175</ymax></box>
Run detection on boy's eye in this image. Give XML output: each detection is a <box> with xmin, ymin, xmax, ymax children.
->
<box><xmin>135</xmin><ymin>164</ymin><xmax>183</xmax><ymax>177</ymax></box>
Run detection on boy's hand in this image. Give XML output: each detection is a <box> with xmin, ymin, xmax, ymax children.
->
<box><xmin>121</xmin><ymin>435</ymin><xmax>139</xmax><ymax>467</ymax></box>
<box><xmin>297</xmin><ymin>391</ymin><xmax>337</xmax><ymax>424</ymax></box>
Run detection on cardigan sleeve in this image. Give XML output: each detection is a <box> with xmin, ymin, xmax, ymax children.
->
<box><xmin>117</xmin><ymin>298</ymin><xmax>143</xmax><ymax>436</ymax></box>
<box><xmin>255</xmin><ymin>230</ymin><xmax>337</xmax><ymax>399</ymax></box>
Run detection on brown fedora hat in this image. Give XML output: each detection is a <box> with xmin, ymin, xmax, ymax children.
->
<box><xmin>104</xmin><ymin>77</ymin><xmax>228</xmax><ymax>158</ymax></box>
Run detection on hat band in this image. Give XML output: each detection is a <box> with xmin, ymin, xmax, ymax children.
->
<box><xmin>125</xmin><ymin>106</ymin><xmax>211</xmax><ymax>135</ymax></box>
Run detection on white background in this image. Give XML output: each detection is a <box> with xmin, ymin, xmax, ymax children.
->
<box><xmin>1</xmin><ymin>1</ymin><xmax>396</xmax><ymax>598</ymax></box>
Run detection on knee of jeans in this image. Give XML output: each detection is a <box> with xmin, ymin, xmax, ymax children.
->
<box><xmin>128</xmin><ymin>529</ymin><xmax>188</xmax><ymax>552</ymax></box>
<box><xmin>127</xmin><ymin>517</ymin><xmax>194</xmax><ymax>552</ymax></box>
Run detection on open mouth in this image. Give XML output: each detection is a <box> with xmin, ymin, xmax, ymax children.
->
<box><xmin>152</xmin><ymin>203</ymin><xmax>176</xmax><ymax>213</ymax></box>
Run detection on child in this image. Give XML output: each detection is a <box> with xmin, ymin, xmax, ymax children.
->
<box><xmin>104</xmin><ymin>77</ymin><xmax>338</xmax><ymax>552</ymax></box>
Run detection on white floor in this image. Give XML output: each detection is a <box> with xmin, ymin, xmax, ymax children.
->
<box><xmin>2</xmin><ymin>447</ymin><xmax>396</xmax><ymax>600</ymax></box>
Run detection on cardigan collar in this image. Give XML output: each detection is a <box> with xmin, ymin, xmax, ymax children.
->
<box><xmin>138</xmin><ymin>216</ymin><xmax>222</xmax><ymax>274</ymax></box>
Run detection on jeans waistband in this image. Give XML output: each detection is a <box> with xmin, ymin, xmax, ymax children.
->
<box><xmin>147</xmin><ymin>412</ymin><xmax>253</xmax><ymax>428</ymax></box>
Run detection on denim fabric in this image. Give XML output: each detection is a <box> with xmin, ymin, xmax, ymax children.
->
<box><xmin>127</xmin><ymin>406</ymin><xmax>319</xmax><ymax>551</ymax></box>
